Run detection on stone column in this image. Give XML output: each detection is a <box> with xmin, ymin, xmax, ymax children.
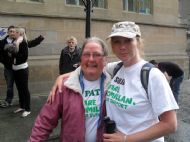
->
<box><xmin>186</xmin><ymin>27</ymin><xmax>190</xmax><ymax>78</ymax></box>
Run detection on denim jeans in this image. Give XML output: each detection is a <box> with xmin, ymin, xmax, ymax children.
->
<box><xmin>4</xmin><ymin>68</ymin><xmax>14</xmax><ymax>104</ymax></box>
<box><xmin>170</xmin><ymin>75</ymin><xmax>184</xmax><ymax>103</ymax></box>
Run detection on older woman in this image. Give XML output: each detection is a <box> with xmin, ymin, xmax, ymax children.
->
<box><xmin>29</xmin><ymin>37</ymin><xmax>110</xmax><ymax>142</ymax></box>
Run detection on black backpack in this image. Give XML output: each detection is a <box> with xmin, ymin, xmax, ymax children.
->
<box><xmin>112</xmin><ymin>62</ymin><xmax>154</xmax><ymax>98</ymax></box>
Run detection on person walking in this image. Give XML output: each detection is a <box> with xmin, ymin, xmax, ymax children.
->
<box><xmin>59</xmin><ymin>36</ymin><xmax>81</xmax><ymax>74</ymax></box>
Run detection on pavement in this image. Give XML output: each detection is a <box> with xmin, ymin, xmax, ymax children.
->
<box><xmin>0</xmin><ymin>80</ymin><xmax>190</xmax><ymax>142</ymax></box>
<box><xmin>0</xmin><ymin>95</ymin><xmax>61</xmax><ymax>142</ymax></box>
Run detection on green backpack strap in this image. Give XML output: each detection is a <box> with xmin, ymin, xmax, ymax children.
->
<box><xmin>140</xmin><ymin>63</ymin><xmax>154</xmax><ymax>98</ymax></box>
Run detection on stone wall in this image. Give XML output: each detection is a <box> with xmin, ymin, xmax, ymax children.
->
<box><xmin>0</xmin><ymin>0</ymin><xmax>188</xmax><ymax>95</ymax></box>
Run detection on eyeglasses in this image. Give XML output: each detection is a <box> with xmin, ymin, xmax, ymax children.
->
<box><xmin>82</xmin><ymin>52</ymin><xmax>104</xmax><ymax>59</ymax></box>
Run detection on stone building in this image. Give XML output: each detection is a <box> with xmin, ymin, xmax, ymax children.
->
<box><xmin>179</xmin><ymin>0</ymin><xmax>190</xmax><ymax>78</ymax></box>
<box><xmin>0</xmin><ymin>0</ymin><xmax>188</xmax><ymax>94</ymax></box>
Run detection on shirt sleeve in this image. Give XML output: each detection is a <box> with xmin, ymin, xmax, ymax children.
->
<box><xmin>105</xmin><ymin>61</ymin><xmax>120</xmax><ymax>76</ymax></box>
<box><xmin>148</xmin><ymin>68</ymin><xmax>179</xmax><ymax>116</ymax></box>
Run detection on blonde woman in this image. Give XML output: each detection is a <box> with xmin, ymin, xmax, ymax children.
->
<box><xmin>12</xmin><ymin>27</ymin><xmax>31</xmax><ymax>117</ymax></box>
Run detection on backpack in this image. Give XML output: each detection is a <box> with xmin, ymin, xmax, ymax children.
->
<box><xmin>112</xmin><ymin>62</ymin><xmax>154</xmax><ymax>97</ymax></box>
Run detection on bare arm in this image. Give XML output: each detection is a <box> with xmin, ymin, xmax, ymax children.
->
<box><xmin>103</xmin><ymin>110</ymin><xmax>177</xmax><ymax>142</ymax></box>
<box><xmin>47</xmin><ymin>72</ymin><xmax>71</xmax><ymax>104</ymax></box>
<box><xmin>163</xmin><ymin>71</ymin><xmax>172</xmax><ymax>83</ymax></box>
<box><xmin>47</xmin><ymin>66</ymin><xmax>81</xmax><ymax>103</ymax></box>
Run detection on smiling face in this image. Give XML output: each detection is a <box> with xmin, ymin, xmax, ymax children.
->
<box><xmin>81</xmin><ymin>42</ymin><xmax>106</xmax><ymax>81</ymax></box>
<box><xmin>111</xmin><ymin>36</ymin><xmax>141</xmax><ymax>67</ymax></box>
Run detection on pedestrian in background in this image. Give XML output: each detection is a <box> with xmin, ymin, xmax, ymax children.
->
<box><xmin>150</xmin><ymin>60</ymin><xmax>184</xmax><ymax>103</ymax></box>
<box><xmin>0</xmin><ymin>25</ymin><xmax>44</xmax><ymax>108</ymax></box>
<box><xmin>11</xmin><ymin>27</ymin><xmax>31</xmax><ymax>117</ymax></box>
<box><xmin>29</xmin><ymin>37</ymin><xmax>110</xmax><ymax>141</ymax></box>
<box><xmin>0</xmin><ymin>26</ymin><xmax>16</xmax><ymax>107</ymax></box>
<box><xmin>59</xmin><ymin>36</ymin><xmax>81</xmax><ymax>75</ymax></box>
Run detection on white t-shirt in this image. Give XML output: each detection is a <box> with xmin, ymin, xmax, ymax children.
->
<box><xmin>106</xmin><ymin>60</ymin><xmax>179</xmax><ymax>142</ymax></box>
<box><xmin>82</xmin><ymin>77</ymin><xmax>101</xmax><ymax>142</ymax></box>
<box><xmin>6</xmin><ymin>37</ymin><xmax>13</xmax><ymax>44</ymax></box>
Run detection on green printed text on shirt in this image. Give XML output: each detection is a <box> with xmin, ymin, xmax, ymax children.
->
<box><xmin>84</xmin><ymin>89</ymin><xmax>100</xmax><ymax>118</ymax></box>
<box><xmin>106</xmin><ymin>84</ymin><xmax>136</xmax><ymax>109</ymax></box>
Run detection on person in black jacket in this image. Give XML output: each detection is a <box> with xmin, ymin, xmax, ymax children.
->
<box><xmin>59</xmin><ymin>36</ymin><xmax>81</xmax><ymax>74</ymax></box>
<box><xmin>0</xmin><ymin>26</ymin><xmax>44</xmax><ymax>108</ymax></box>
<box><xmin>149</xmin><ymin>60</ymin><xmax>184</xmax><ymax>103</ymax></box>
<box><xmin>11</xmin><ymin>27</ymin><xmax>31</xmax><ymax>117</ymax></box>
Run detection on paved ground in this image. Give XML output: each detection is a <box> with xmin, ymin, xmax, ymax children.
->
<box><xmin>0</xmin><ymin>80</ymin><xmax>190</xmax><ymax>142</ymax></box>
<box><xmin>165</xmin><ymin>80</ymin><xmax>190</xmax><ymax>142</ymax></box>
<box><xmin>0</xmin><ymin>95</ymin><xmax>61</xmax><ymax>142</ymax></box>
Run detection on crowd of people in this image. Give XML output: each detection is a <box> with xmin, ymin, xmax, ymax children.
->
<box><xmin>0</xmin><ymin>20</ymin><xmax>184</xmax><ymax>141</ymax></box>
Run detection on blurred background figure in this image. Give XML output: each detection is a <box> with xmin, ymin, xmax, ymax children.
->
<box><xmin>12</xmin><ymin>27</ymin><xmax>31</xmax><ymax>117</ymax></box>
<box><xmin>0</xmin><ymin>26</ymin><xmax>44</xmax><ymax>108</ymax></box>
<box><xmin>59</xmin><ymin>36</ymin><xmax>81</xmax><ymax>75</ymax></box>
<box><xmin>150</xmin><ymin>60</ymin><xmax>184</xmax><ymax>103</ymax></box>
<box><xmin>0</xmin><ymin>25</ymin><xmax>16</xmax><ymax>107</ymax></box>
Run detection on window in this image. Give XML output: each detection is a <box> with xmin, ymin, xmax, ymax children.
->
<box><xmin>93</xmin><ymin>0</ymin><xmax>106</xmax><ymax>8</ymax></box>
<box><xmin>8</xmin><ymin>0</ymin><xmax>43</xmax><ymax>2</ymax></box>
<box><xmin>66</xmin><ymin>0</ymin><xmax>83</xmax><ymax>5</ymax></box>
<box><xmin>123</xmin><ymin>0</ymin><xmax>152</xmax><ymax>14</ymax></box>
<box><xmin>66</xmin><ymin>0</ymin><xmax>107</xmax><ymax>8</ymax></box>
<box><xmin>30</xmin><ymin>0</ymin><xmax>43</xmax><ymax>2</ymax></box>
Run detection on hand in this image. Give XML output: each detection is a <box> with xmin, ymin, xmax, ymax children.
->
<box><xmin>47</xmin><ymin>73</ymin><xmax>70</xmax><ymax>104</ymax></box>
<box><xmin>47</xmin><ymin>75</ymin><xmax>64</xmax><ymax>104</ymax></box>
<box><xmin>39</xmin><ymin>35</ymin><xmax>44</xmax><ymax>39</ymax></box>
<box><xmin>37</xmin><ymin>35</ymin><xmax>44</xmax><ymax>42</ymax></box>
<box><xmin>103</xmin><ymin>131</ymin><xmax>127</xmax><ymax>142</ymax></box>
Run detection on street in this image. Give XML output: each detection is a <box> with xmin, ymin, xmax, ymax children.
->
<box><xmin>0</xmin><ymin>80</ymin><xmax>190</xmax><ymax>142</ymax></box>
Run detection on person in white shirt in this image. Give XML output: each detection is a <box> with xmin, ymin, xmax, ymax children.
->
<box><xmin>103</xmin><ymin>21</ymin><xmax>178</xmax><ymax>142</ymax></box>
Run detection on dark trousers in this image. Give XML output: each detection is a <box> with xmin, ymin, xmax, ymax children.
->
<box><xmin>14</xmin><ymin>68</ymin><xmax>31</xmax><ymax>111</ymax></box>
<box><xmin>170</xmin><ymin>75</ymin><xmax>184</xmax><ymax>103</ymax></box>
<box><xmin>4</xmin><ymin>68</ymin><xmax>14</xmax><ymax>104</ymax></box>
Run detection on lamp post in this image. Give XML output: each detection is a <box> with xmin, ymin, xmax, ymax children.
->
<box><xmin>82</xmin><ymin>0</ymin><xmax>95</xmax><ymax>38</ymax></box>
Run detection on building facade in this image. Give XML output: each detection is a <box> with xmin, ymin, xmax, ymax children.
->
<box><xmin>179</xmin><ymin>0</ymin><xmax>190</xmax><ymax>78</ymax></box>
<box><xmin>0</xmin><ymin>0</ymin><xmax>188</xmax><ymax>94</ymax></box>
